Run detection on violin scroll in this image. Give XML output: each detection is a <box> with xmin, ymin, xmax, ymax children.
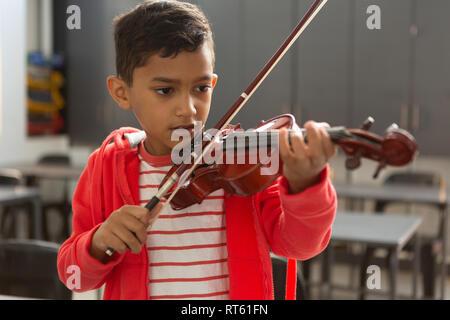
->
<box><xmin>337</xmin><ymin>117</ymin><xmax>418</xmax><ymax>178</ymax></box>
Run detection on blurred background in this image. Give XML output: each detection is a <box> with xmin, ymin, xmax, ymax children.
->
<box><xmin>0</xmin><ymin>0</ymin><xmax>449</xmax><ymax>300</ymax></box>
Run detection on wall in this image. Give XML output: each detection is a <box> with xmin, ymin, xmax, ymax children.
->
<box><xmin>0</xmin><ymin>0</ymin><xmax>27</xmax><ymax>165</ymax></box>
<box><xmin>0</xmin><ymin>0</ymin><xmax>92</xmax><ymax>168</ymax></box>
<box><xmin>0</xmin><ymin>0</ymin><xmax>2</xmax><ymax>138</ymax></box>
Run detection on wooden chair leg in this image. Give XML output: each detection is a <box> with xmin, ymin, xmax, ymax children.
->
<box><xmin>359</xmin><ymin>246</ymin><xmax>375</xmax><ymax>300</ymax></box>
<box><xmin>387</xmin><ymin>248</ymin><xmax>399</xmax><ymax>300</ymax></box>
<box><xmin>297</xmin><ymin>262</ymin><xmax>309</xmax><ymax>300</ymax></box>
<box><xmin>0</xmin><ymin>207</ymin><xmax>10</xmax><ymax>238</ymax></box>
<box><xmin>2</xmin><ymin>207</ymin><xmax>17</xmax><ymax>238</ymax></box>
<box><xmin>27</xmin><ymin>203</ymin><xmax>34</xmax><ymax>238</ymax></box>
<box><xmin>61</xmin><ymin>203</ymin><xmax>71</xmax><ymax>240</ymax></box>
<box><xmin>302</xmin><ymin>259</ymin><xmax>312</xmax><ymax>298</ymax></box>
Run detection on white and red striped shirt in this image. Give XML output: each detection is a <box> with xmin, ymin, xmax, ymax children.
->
<box><xmin>138</xmin><ymin>141</ymin><xmax>230</xmax><ymax>300</ymax></box>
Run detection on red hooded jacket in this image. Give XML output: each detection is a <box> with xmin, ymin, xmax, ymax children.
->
<box><xmin>57</xmin><ymin>127</ymin><xmax>337</xmax><ymax>299</ymax></box>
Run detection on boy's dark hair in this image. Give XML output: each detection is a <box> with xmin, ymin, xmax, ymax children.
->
<box><xmin>113</xmin><ymin>0</ymin><xmax>215</xmax><ymax>86</ymax></box>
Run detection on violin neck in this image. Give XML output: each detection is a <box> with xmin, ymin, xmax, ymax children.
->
<box><xmin>220</xmin><ymin>127</ymin><xmax>350</xmax><ymax>151</ymax></box>
<box><xmin>297</xmin><ymin>127</ymin><xmax>351</xmax><ymax>144</ymax></box>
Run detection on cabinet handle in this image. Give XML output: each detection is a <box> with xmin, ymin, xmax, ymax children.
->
<box><xmin>400</xmin><ymin>103</ymin><xmax>409</xmax><ymax>129</ymax></box>
<box><xmin>409</xmin><ymin>24</ymin><xmax>419</xmax><ymax>38</ymax></box>
<box><xmin>294</xmin><ymin>105</ymin><xmax>303</xmax><ymax>124</ymax></box>
<box><xmin>412</xmin><ymin>104</ymin><xmax>420</xmax><ymax>131</ymax></box>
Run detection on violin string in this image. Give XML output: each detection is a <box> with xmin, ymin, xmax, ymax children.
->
<box><xmin>217</xmin><ymin>128</ymin><xmax>352</xmax><ymax>152</ymax></box>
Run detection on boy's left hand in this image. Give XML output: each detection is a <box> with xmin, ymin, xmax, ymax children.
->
<box><xmin>279</xmin><ymin>121</ymin><xmax>337</xmax><ymax>194</ymax></box>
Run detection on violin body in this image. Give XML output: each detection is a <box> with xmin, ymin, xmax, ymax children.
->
<box><xmin>164</xmin><ymin>114</ymin><xmax>295</xmax><ymax>210</ymax></box>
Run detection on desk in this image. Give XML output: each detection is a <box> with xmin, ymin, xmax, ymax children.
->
<box><xmin>0</xmin><ymin>294</ymin><xmax>41</xmax><ymax>300</ymax></box>
<box><xmin>7</xmin><ymin>163</ymin><xmax>84</xmax><ymax>182</ymax></box>
<box><xmin>328</xmin><ymin>211</ymin><xmax>422</xmax><ymax>299</ymax></box>
<box><xmin>334</xmin><ymin>183</ymin><xmax>449</xmax><ymax>299</ymax></box>
<box><xmin>0</xmin><ymin>186</ymin><xmax>42</xmax><ymax>240</ymax></box>
<box><xmin>1</xmin><ymin>163</ymin><xmax>83</xmax><ymax>241</ymax></box>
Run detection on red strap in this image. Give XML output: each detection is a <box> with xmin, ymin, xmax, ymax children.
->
<box><xmin>285</xmin><ymin>258</ymin><xmax>297</xmax><ymax>300</ymax></box>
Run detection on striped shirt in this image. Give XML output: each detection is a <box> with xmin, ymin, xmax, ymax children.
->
<box><xmin>138</xmin><ymin>141</ymin><xmax>230</xmax><ymax>300</ymax></box>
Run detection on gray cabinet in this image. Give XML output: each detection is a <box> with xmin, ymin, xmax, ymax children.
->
<box><xmin>232</xmin><ymin>0</ymin><xmax>294</xmax><ymax>129</ymax></box>
<box><xmin>296</xmin><ymin>0</ymin><xmax>353</xmax><ymax>128</ymax></box>
<box><xmin>58</xmin><ymin>0</ymin><xmax>450</xmax><ymax>155</ymax></box>
<box><xmin>102</xmin><ymin>1</ymin><xmax>143</xmax><ymax>136</ymax></box>
<box><xmin>59</xmin><ymin>0</ymin><xmax>112</xmax><ymax>145</ymax></box>
<box><xmin>351</xmin><ymin>0</ymin><xmax>413</xmax><ymax>135</ymax></box>
<box><xmin>55</xmin><ymin>0</ymin><xmax>141</xmax><ymax>146</ymax></box>
<box><xmin>196</xmin><ymin>0</ymin><xmax>243</xmax><ymax>129</ymax></box>
<box><xmin>414</xmin><ymin>0</ymin><xmax>450</xmax><ymax>156</ymax></box>
<box><xmin>350</xmin><ymin>0</ymin><xmax>450</xmax><ymax>155</ymax></box>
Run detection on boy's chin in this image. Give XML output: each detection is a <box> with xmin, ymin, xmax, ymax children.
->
<box><xmin>168</xmin><ymin>138</ymin><xmax>191</xmax><ymax>151</ymax></box>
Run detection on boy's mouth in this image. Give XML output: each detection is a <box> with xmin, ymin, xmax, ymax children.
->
<box><xmin>171</xmin><ymin>124</ymin><xmax>195</xmax><ymax>130</ymax></box>
<box><xmin>171</xmin><ymin>124</ymin><xmax>196</xmax><ymax>135</ymax></box>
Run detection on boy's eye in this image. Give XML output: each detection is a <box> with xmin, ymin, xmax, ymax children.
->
<box><xmin>156</xmin><ymin>88</ymin><xmax>172</xmax><ymax>95</ymax></box>
<box><xmin>195</xmin><ymin>85</ymin><xmax>211</xmax><ymax>93</ymax></box>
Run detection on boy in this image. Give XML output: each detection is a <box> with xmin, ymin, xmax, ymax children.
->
<box><xmin>57</xmin><ymin>0</ymin><xmax>337</xmax><ymax>300</ymax></box>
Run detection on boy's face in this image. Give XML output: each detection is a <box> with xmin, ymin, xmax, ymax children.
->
<box><xmin>109</xmin><ymin>43</ymin><xmax>217</xmax><ymax>156</ymax></box>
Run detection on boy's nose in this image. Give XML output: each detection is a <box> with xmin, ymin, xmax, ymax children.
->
<box><xmin>175</xmin><ymin>94</ymin><xmax>197</xmax><ymax>117</ymax></box>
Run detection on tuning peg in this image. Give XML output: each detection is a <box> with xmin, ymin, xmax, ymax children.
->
<box><xmin>386</xmin><ymin>123</ymin><xmax>399</xmax><ymax>132</ymax></box>
<box><xmin>345</xmin><ymin>149</ymin><xmax>363</xmax><ymax>170</ymax></box>
<box><xmin>361</xmin><ymin>117</ymin><xmax>375</xmax><ymax>131</ymax></box>
<box><xmin>345</xmin><ymin>156</ymin><xmax>361</xmax><ymax>170</ymax></box>
<box><xmin>373</xmin><ymin>160</ymin><xmax>387</xmax><ymax>179</ymax></box>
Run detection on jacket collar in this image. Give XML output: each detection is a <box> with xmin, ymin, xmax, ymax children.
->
<box><xmin>99</xmin><ymin>128</ymin><xmax>146</xmax><ymax>207</ymax></box>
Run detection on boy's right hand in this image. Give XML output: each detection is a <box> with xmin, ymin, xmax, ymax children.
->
<box><xmin>89</xmin><ymin>204</ymin><xmax>162</xmax><ymax>263</ymax></box>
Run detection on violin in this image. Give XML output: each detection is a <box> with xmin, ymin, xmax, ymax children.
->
<box><xmin>163</xmin><ymin>114</ymin><xmax>417</xmax><ymax>210</ymax></box>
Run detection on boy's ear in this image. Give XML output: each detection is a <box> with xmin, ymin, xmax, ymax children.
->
<box><xmin>107</xmin><ymin>76</ymin><xmax>132</xmax><ymax>110</ymax></box>
<box><xmin>212</xmin><ymin>73</ymin><xmax>218</xmax><ymax>89</ymax></box>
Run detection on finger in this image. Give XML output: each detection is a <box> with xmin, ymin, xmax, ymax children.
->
<box><xmin>289</xmin><ymin>129</ymin><xmax>309</xmax><ymax>161</ymax></box>
<box><xmin>319</xmin><ymin>127</ymin><xmax>337</xmax><ymax>161</ymax></box>
<box><xmin>145</xmin><ymin>202</ymin><xmax>163</xmax><ymax>227</ymax></box>
<box><xmin>318</xmin><ymin>122</ymin><xmax>331</xmax><ymax>129</ymax></box>
<box><xmin>304</xmin><ymin>121</ymin><xmax>326</xmax><ymax>166</ymax></box>
<box><xmin>122</xmin><ymin>212</ymin><xmax>147</xmax><ymax>245</ymax></box>
<box><xmin>317</xmin><ymin>122</ymin><xmax>337</xmax><ymax>159</ymax></box>
<box><xmin>122</xmin><ymin>205</ymin><xmax>152</xmax><ymax>224</ymax></box>
<box><xmin>112</xmin><ymin>224</ymin><xmax>143</xmax><ymax>254</ymax></box>
<box><xmin>278</xmin><ymin>128</ymin><xmax>294</xmax><ymax>161</ymax></box>
<box><xmin>104</xmin><ymin>233</ymin><xmax>128</xmax><ymax>255</ymax></box>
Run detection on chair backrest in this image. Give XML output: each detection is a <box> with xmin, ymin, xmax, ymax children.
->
<box><xmin>384</xmin><ymin>171</ymin><xmax>443</xmax><ymax>187</ymax></box>
<box><xmin>38</xmin><ymin>154</ymin><xmax>71</xmax><ymax>166</ymax></box>
<box><xmin>375</xmin><ymin>171</ymin><xmax>444</xmax><ymax>212</ymax></box>
<box><xmin>0</xmin><ymin>239</ymin><xmax>72</xmax><ymax>300</ymax></box>
<box><xmin>0</xmin><ymin>168</ymin><xmax>24</xmax><ymax>186</ymax></box>
<box><xmin>271</xmin><ymin>255</ymin><xmax>307</xmax><ymax>300</ymax></box>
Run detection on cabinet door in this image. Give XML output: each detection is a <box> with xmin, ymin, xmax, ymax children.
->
<box><xmin>61</xmin><ymin>0</ymin><xmax>112</xmax><ymax>145</ymax></box>
<box><xmin>196</xmin><ymin>0</ymin><xmax>243</xmax><ymax>129</ymax></box>
<box><xmin>233</xmin><ymin>0</ymin><xmax>294</xmax><ymax>129</ymax></box>
<box><xmin>414</xmin><ymin>0</ymin><xmax>450</xmax><ymax>156</ymax></box>
<box><xmin>296</xmin><ymin>0</ymin><xmax>353</xmax><ymax>128</ymax></box>
<box><xmin>102</xmin><ymin>1</ymin><xmax>142</xmax><ymax>135</ymax></box>
<box><xmin>61</xmin><ymin>0</ymin><xmax>142</xmax><ymax>146</ymax></box>
<box><xmin>352</xmin><ymin>0</ymin><xmax>412</xmax><ymax>134</ymax></box>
